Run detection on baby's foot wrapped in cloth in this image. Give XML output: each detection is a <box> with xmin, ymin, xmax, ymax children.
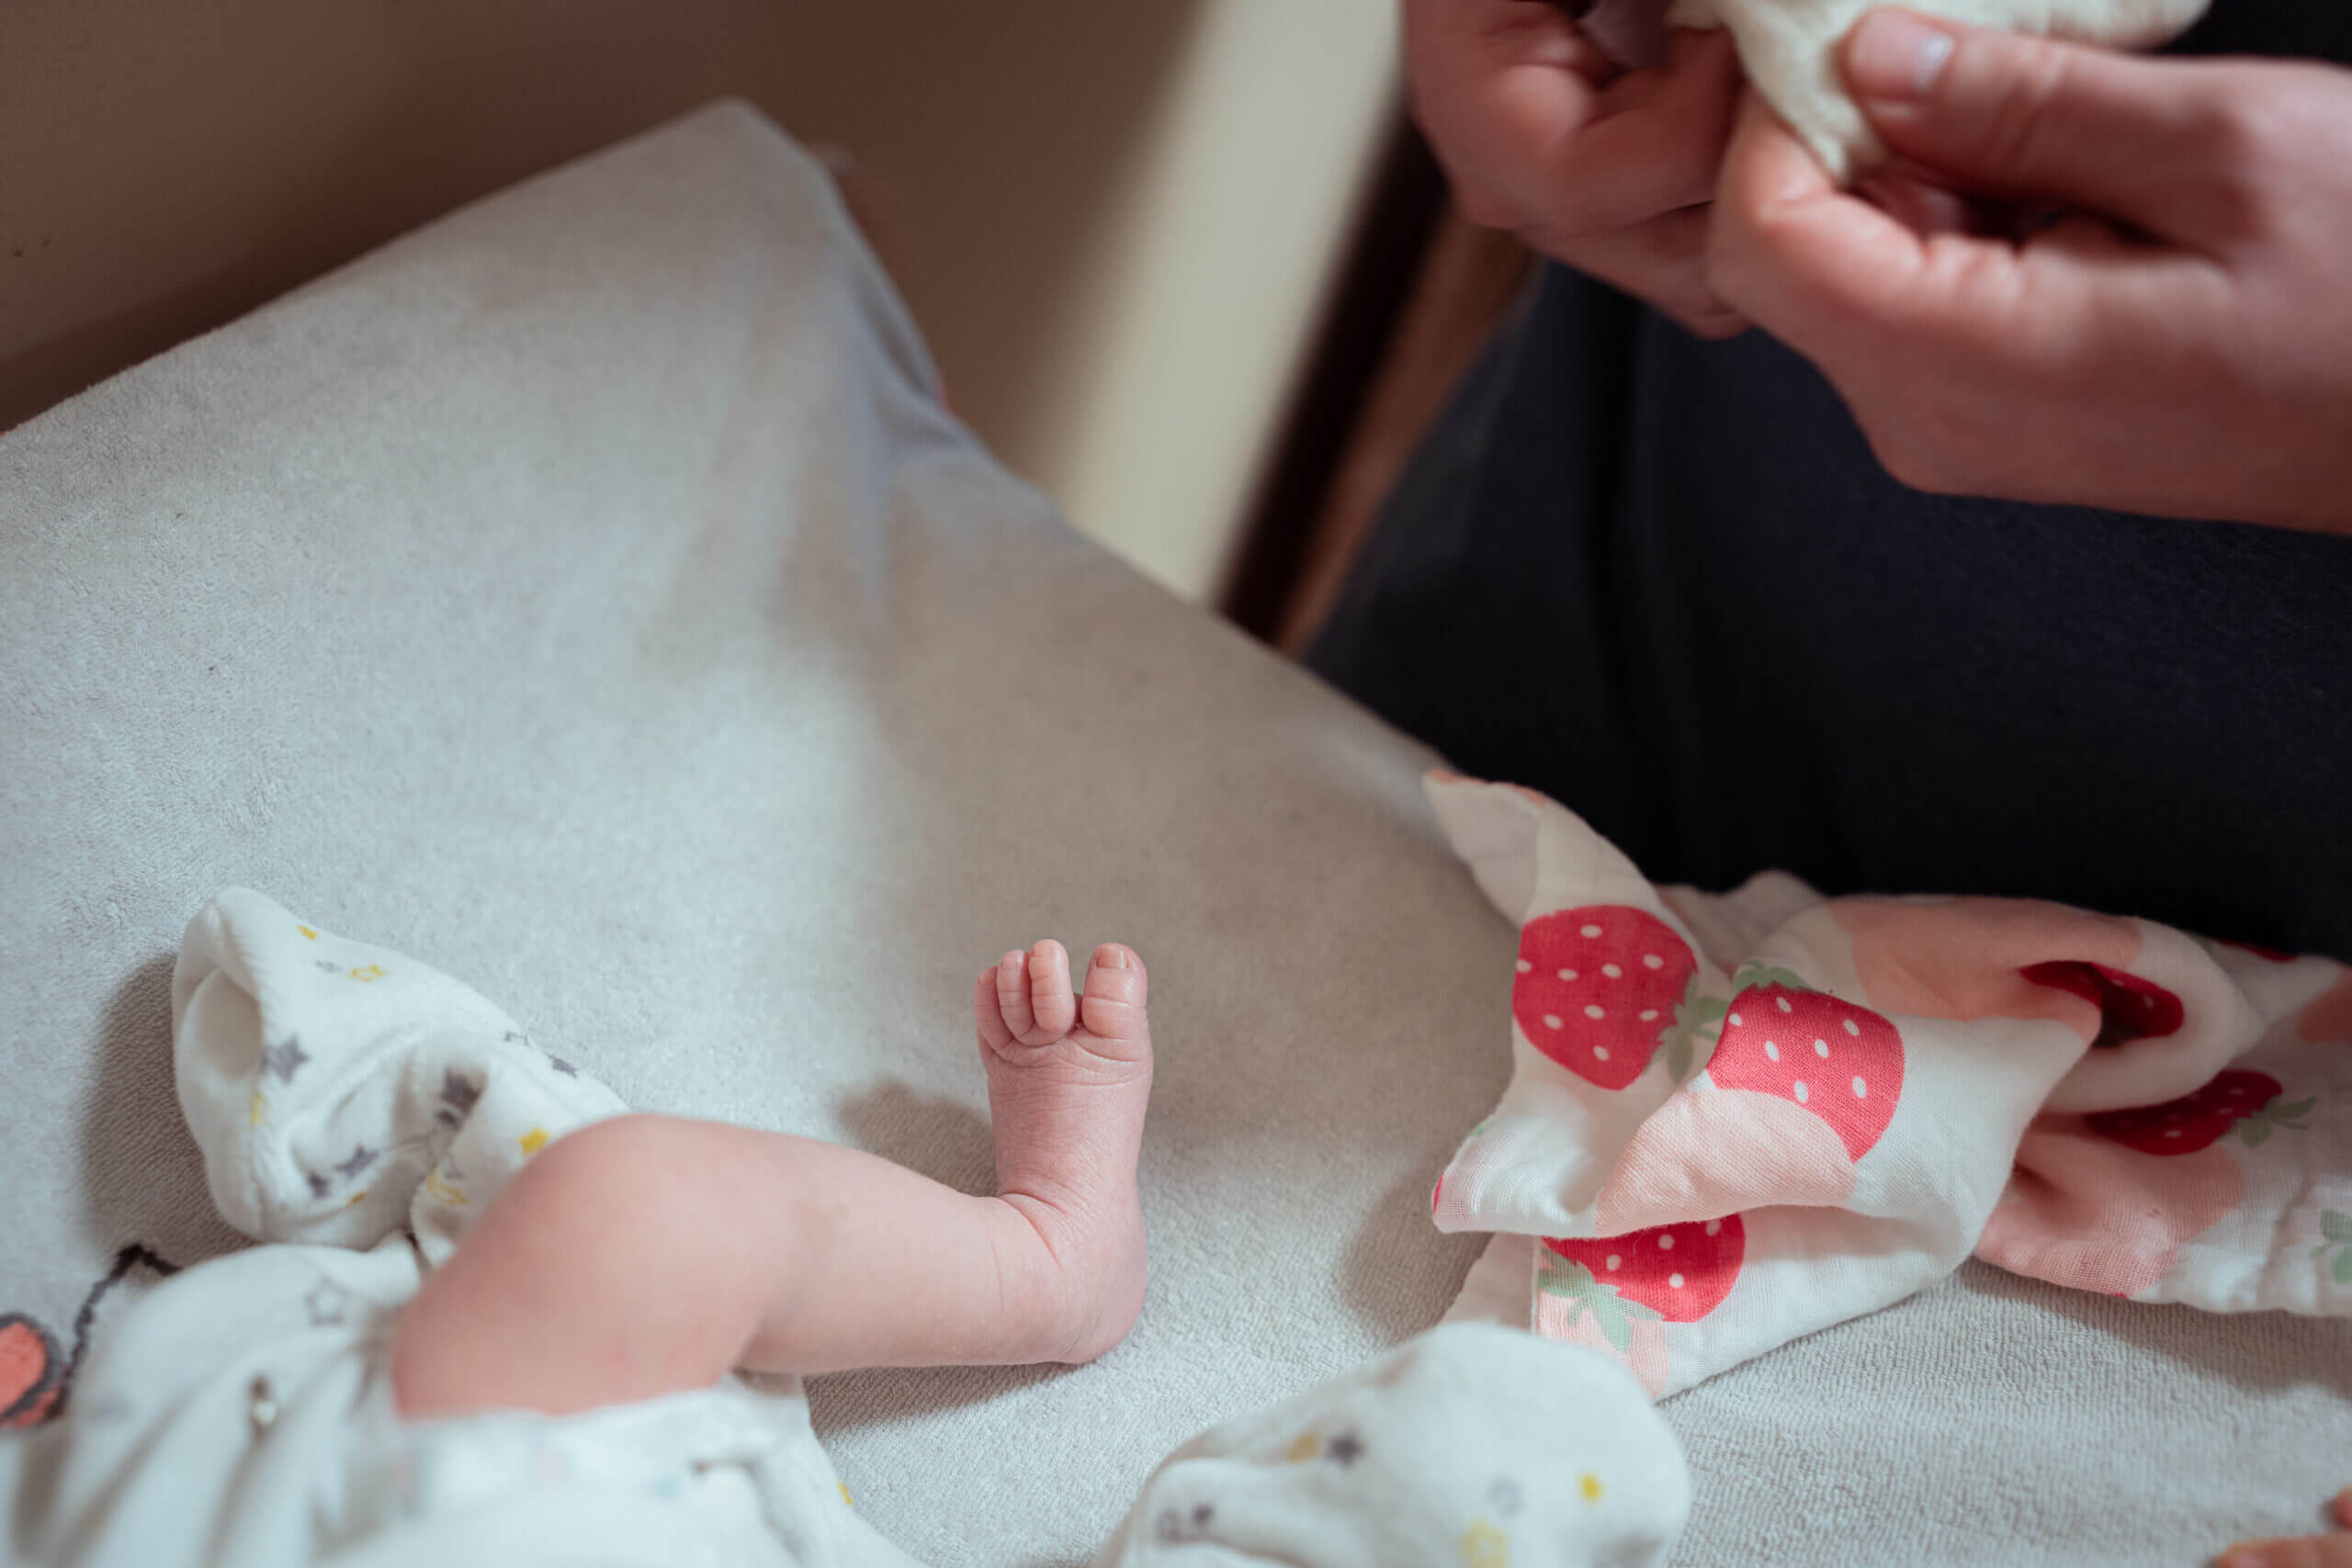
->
<box><xmin>1098</xmin><ymin>1323</ymin><xmax>1689</xmax><ymax>1568</ymax></box>
<box><xmin>173</xmin><ymin>887</ymin><xmax>626</xmax><ymax>1265</ymax></box>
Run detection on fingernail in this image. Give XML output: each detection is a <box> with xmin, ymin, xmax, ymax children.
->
<box><xmin>1096</xmin><ymin>944</ymin><xmax>1128</xmax><ymax>969</ymax></box>
<box><xmin>2220</xmin><ymin>1550</ymin><xmax>2270</xmax><ymax>1568</ymax></box>
<box><xmin>1848</xmin><ymin>9</ymin><xmax>1954</xmax><ymax>101</ymax></box>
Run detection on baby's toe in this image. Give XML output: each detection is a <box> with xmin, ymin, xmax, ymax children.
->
<box><xmin>1023</xmin><ymin>939</ymin><xmax>1077</xmax><ymax>1043</ymax></box>
<box><xmin>975</xmin><ymin>970</ymin><xmax>1015</xmax><ymax>1053</ymax></box>
<box><xmin>1078</xmin><ymin>944</ymin><xmax>1149</xmax><ymax>1054</ymax></box>
<box><xmin>992</xmin><ymin>950</ymin><xmax>1038</xmax><ymax>1043</ymax></box>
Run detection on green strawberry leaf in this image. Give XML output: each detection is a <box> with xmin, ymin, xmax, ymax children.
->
<box><xmin>1538</xmin><ymin>1260</ymin><xmax>1659</xmax><ymax>1351</ymax></box>
<box><xmin>2335</xmin><ymin>1247</ymin><xmax>2352</xmax><ymax>1287</ymax></box>
<box><xmin>2241</xmin><ymin>1121</ymin><xmax>2273</xmax><ymax>1149</ymax></box>
<box><xmin>2265</xmin><ymin>1097</ymin><xmax>2317</xmax><ymax>1128</ymax></box>
<box><xmin>2324</xmin><ymin>1210</ymin><xmax>2352</xmax><ymax>1243</ymax></box>
<box><xmin>1591</xmin><ymin>1293</ymin><xmax>1633</xmax><ymax>1354</ymax></box>
<box><xmin>1730</xmin><ymin>963</ymin><xmax>1812</xmax><ymax>994</ymax></box>
<box><xmin>1537</xmin><ymin>1259</ymin><xmax>1598</xmax><ymax>1300</ymax></box>
<box><xmin>1660</xmin><ymin>974</ymin><xmax>1728</xmax><ymax>1085</ymax></box>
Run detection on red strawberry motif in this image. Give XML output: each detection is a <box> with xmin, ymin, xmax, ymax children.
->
<box><xmin>1511</xmin><ymin>906</ymin><xmax>1710</xmax><ymax>1090</ymax></box>
<box><xmin>1707</xmin><ymin>971</ymin><xmax>1904</xmax><ymax>1161</ymax></box>
<box><xmin>0</xmin><ymin>1314</ymin><xmax>61</xmax><ymax>1430</ymax></box>
<box><xmin>2088</xmin><ymin>1070</ymin><xmax>2311</xmax><ymax>1155</ymax></box>
<box><xmin>2021</xmin><ymin>961</ymin><xmax>2184</xmax><ymax>1047</ymax></box>
<box><xmin>1540</xmin><ymin>1216</ymin><xmax>1746</xmax><ymax>1348</ymax></box>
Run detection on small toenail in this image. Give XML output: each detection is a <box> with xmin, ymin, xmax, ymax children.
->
<box><xmin>1099</xmin><ymin>945</ymin><xmax>1128</xmax><ymax>968</ymax></box>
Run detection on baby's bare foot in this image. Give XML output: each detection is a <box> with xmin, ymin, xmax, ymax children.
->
<box><xmin>973</xmin><ymin>939</ymin><xmax>1151</xmax><ymax>1362</ymax></box>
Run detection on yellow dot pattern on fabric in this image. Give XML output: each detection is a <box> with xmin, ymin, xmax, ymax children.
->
<box><xmin>296</xmin><ymin>926</ymin><xmax>318</xmax><ymax>941</ymax></box>
<box><xmin>424</xmin><ymin>1171</ymin><xmax>467</xmax><ymax>1206</ymax></box>
<box><xmin>839</xmin><ymin>1483</ymin><xmax>854</xmax><ymax>1506</ymax></box>
<box><xmin>249</xmin><ymin>1093</ymin><xmax>267</xmax><ymax>1126</ymax></box>
<box><xmin>346</xmin><ymin>1190</ymin><xmax>369</xmax><ymax>1208</ymax></box>
<box><xmin>348</xmin><ymin>964</ymin><xmax>386</xmax><ymax>983</ymax></box>
<box><xmin>1581</xmin><ymin>1472</ymin><xmax>1604</xmax><ymax>1502</ymax></box>
<box><xmin>1458</xmin><ymin>1518</ymin><xmax>1510</xmax><ymax>1568</ymax></box>
<box><xmin>1285</xmin><ymin>1431</ymin><xmax>1319</xmax><ymax>1462</ymax></box>
<box><xmin>518</xmin><ymin>1127</ymin><xmax>549</xmax><ymax>1156</ymax></box>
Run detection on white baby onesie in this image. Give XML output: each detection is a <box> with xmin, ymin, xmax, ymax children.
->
<box><xmin>1579</xmin><ymin>0</ymin><xmax>2210</xmax><ymax>180</ymax></box>
<box><xmin>1098</xmin><ymin>1323</ymin><xmax>1690</xmax><ymax>1568</ymax></box>
<box><xmin>10</xmin><ymin>890</ymin><xmax>1693</xmax><ymax>1567</ymax></box>
<box><xmin>17</xmin><ymin>888</ymin><xmax>918</xmax><ymax>1568</ymax></box>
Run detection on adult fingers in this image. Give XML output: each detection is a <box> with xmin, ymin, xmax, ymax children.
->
<box><xmin>1709</xmin><ymin>89</ymin><xmax>1945</xmax><ymax>352</ymax></box>
<box><xmin>2219</xmin><ymin>1531</ymin><xmax>2352</xmax><ymax>1568</ymax></box>
<box><xmin>1405</xmin><ymin>0</ymin><xmax>1610</xmax><ymax>229</ymax></box>
<box><xmin>1551</xmin><ymin>205</ymin><xmax>1750</xmax><ymax>336</ymax></box>
<box><xmin>1842</xmin><ymin>8</ymin><xmax>2268</xmax><ymax>247</ymax></box>
<box><xmin>1411</xmin><ymin>6</ymin><xmax>1742</xmax><ymax>242</ymax></box>
<box><xmin>1555</xmin><ymin>28</ymin><xmax>1747</xmax><ymax>234</ymax></box>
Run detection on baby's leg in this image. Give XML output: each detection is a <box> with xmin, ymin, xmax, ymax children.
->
<box><xmin>392</xmin><ymin>941</ymin><xmax>1149</xmax><ymax>1419</ymax></box>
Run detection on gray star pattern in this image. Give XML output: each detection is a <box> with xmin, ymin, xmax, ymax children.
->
<box><xmin>439</xmin><ymin>1069</ymin><xmax>480</xmax><ymax>1114</ymax></box>
<box><xmin>1326</xmin><ymin>1431</ymin><xmax>1363</xmax><ymax>1467</ymax></box>
<box><xmin>262</xmin><ymin>1036</ymin><xmax>310</xmax><ymax>1083</ymax></box>
<box><xmin>315</xmin><ymin>959</ymin><xmax>339</xmax><ymax>974</ymax></box>
<box><xmin>335</xmin><ymin>1144</ymin><xmax>377</xmax><ymax>1179</ymax></box>
<box><xmin>303</xmin><ymin>1277</ymin><xmax>353</xmax><ymax>1327</ymax></box>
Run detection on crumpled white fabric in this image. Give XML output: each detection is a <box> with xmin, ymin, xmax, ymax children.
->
<box><xmin>1577</xmin><ymin>0</ymin><xmax>2209</xmax><ymax>180</ymax></box>
<box><xmin>1096</xmin><ymin>1324</ymin><xmax>1690</xmax><ymax>1568</ymax></box>
<box><xmin>1423</xmin><ymin>773</ymin><xmax>2352</xmax><ymax>1404</ymax></box>
<box><xmin>173</xmin><ymin>886</ymin><xmax>627</xmax><ymax>1266</ymax></box>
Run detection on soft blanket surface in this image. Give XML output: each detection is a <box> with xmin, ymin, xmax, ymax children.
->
<box><xmin>3</xmin><ymin>100</ymin><xmax>2349</xmax><ymax>1566</ymax></box>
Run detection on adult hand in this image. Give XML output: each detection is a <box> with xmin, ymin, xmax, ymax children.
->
<box><xmin>1404</xmin><ymin>0</ymin><xmax>1747</xmax><ymax>336</ymax></box>
<box><xmin>2220</xmin><ymin>1488</ymin><xmax>2352</xmax><ymax>1568</ymax></box>
<box><xmin>1707</xmin><ymin>9</ymin><xmax>2352</xmax><ymax>533</ymax></box>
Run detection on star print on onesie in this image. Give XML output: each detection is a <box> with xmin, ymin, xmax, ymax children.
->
<box><xmin>173</xmin><ymin>888</ymin><xmax>626</xmax><ymax>1263</ymax></box>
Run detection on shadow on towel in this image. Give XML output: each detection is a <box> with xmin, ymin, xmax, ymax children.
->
<box><xmin>830</xmin><ymin>1077</ymin><xmax>996</xmax><ymax>1197</ymax></box>
<box><xmin>78</xmin><ymin>955</ymin><xmax>246</xmax><ymax>1267</ymax></box>
<box><xmin>1339</xmin><ymin>1157</ymin><xmax>1486</xmax><ymax>1339</ymax></box>
<box><xmin>1958</xmin><ymin>1258</ymin><xmax>2352</xmax><ymax>1400</ymax></box>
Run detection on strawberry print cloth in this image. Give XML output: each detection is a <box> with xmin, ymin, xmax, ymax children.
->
<box><xmin>1425</xmin><ymin>773</ymin><xmax>2352</xmax><ymax>1399</ymax></box>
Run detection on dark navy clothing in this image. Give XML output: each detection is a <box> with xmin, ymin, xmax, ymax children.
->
<box><xmin>1307</xmin><ymin>3</ymin><xmax>2352</xmax><ymax>959</ymax></box>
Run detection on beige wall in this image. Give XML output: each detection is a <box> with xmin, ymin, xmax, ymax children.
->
<box><xmin>0</xmin><ymin>1</ymin><xmax>1396</xmax><ymax>599</ymax></box>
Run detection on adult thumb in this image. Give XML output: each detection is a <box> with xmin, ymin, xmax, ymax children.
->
<box><xmin>1841</xmin><ymin>8</ymin><xmax>2239</xmax><ymax>238</ymax></box>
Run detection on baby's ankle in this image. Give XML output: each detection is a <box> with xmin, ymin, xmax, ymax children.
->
<box><xmin>990</xmin><ymin>1188</ymin><xmax>1147</xmax><ymax>1364</ymax></box>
